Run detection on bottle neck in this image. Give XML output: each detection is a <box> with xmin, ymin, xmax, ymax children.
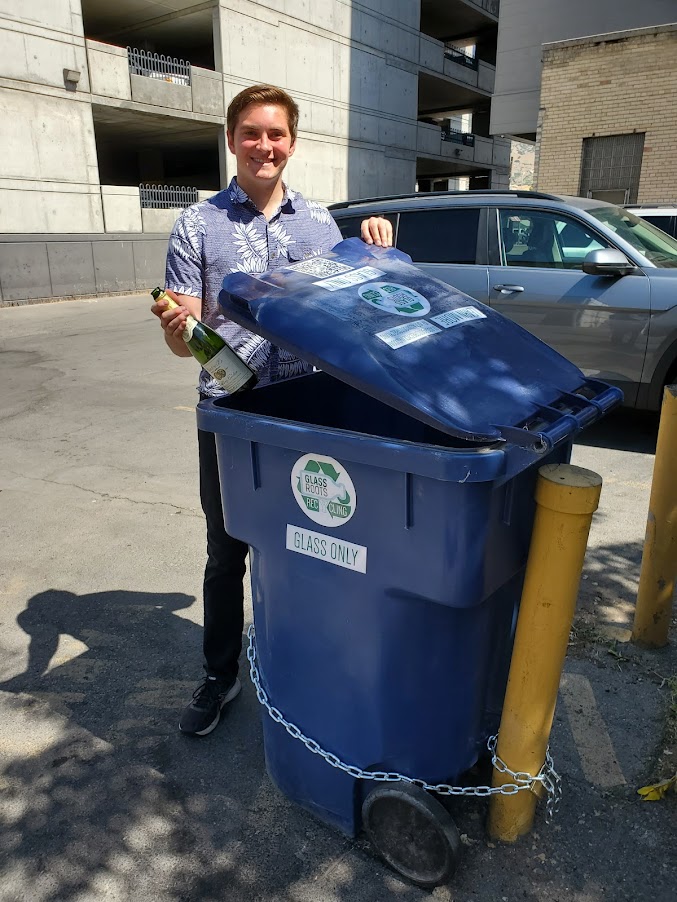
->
<box><xmin>161</xmin><ymin>291</ymin><xmax>198</xmax><ymax>329</ymax></box>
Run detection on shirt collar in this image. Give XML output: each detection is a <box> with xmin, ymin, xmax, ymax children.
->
<box><xmin>227</xmin><ymin>177</ymin><xmax>297</xmax><ymax>214</ymax></box>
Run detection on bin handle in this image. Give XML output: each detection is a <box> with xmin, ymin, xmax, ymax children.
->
<box><xmin>493</xmin><ymin>380</ymin><xmax>622</xmax><ymax>452</ymax></box>
<box><xmin>493</xmin><ymin>423</ymin><xmax>552</xmax><ymax>452</ymax></box>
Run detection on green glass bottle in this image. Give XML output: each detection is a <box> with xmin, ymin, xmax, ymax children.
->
<box><xmin>151</xmin><ymin>287</ymin><xmax>257</xmax><ymax>394</ymax></box>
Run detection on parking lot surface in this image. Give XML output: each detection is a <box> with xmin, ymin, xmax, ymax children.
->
<box><xmin>0</xmin><ymin>295</ymin><xmax>674</xmax><ymax>901</ymax></box>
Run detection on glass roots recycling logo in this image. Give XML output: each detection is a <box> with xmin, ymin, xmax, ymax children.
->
<box><xmin>358</xmin><ymin>282</ymin><xmax>430</xmax><ymax>317</ymax></box>
<box><xmin>291</xmin><ymin>454</ymin><xmax>356</xmax><ymax>527</ymax></box>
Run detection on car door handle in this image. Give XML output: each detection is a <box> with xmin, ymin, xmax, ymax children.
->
<box><xmin>493</xmin><ymin>284</ymin><xmax>525</xmax><ymax>294</ymax></box>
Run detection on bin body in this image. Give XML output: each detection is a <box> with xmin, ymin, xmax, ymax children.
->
<box><xmin>198</xmin><ymin>239</ymin><xmax>621</xmax><ymax>837</ymax></box>
<box><xmin>198</xmin><ymin>373</ymin><xmax>570</xmax><ymax>836</ymax></box>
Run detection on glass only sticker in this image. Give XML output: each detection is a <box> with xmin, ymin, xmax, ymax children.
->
<box><xmin>316</xmin><ymin>266</ymin><xmax>384</xmax><ymax>292</ymax></box>
<box><xmin>431</xmin><ymin>306</ymin><xmax>487</xmax><ymax>328</ymax></box>
<box><xmin>376</xmin><ymin>320</ymin><xmax>441</xmax><ymax>349</ymax></box>
<box><xmin>286</xmin><ymin>524</ymin><xmax>367</xmax><ymax>574</ymax></box>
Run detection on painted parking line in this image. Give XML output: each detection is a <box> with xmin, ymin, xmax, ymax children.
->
<box><xmin>174</xmin><ymin>406</ymin><xmax>195</xmax><ymax>412</ymax></box>
<box><xmin>560</xmin><ymin>672</ymin><xmax>627</xmax><ymax>788</ymax></box>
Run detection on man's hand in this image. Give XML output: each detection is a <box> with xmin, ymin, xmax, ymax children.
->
<box><xmin>361</xmin><ymin>216</ymin><xmax>393</xmax><ymax>247</ymax></box>
<box><xmin>150</xmin><ymin>292</ymin><xmax>198</xmax><ymax>357</ymax></box>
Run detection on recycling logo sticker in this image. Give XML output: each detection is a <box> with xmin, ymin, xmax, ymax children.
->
<box><xmin>358</xmin><ymin>282</ymin><xmax>430</xmax><ymax>317</ymax></box>
<box><xmin>291</xmin><ymin>454</ymin><xmax>356</xmax><ymax>527</ymax></box>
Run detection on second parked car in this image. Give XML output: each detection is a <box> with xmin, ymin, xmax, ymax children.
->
<box><xmin>330</xmin><ymin>190</ymin><xmax>677</xmax><ymax>411</ymax></box>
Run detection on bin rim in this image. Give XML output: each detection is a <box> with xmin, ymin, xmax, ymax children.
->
<box><xmin>196</xmin><ymin>394</ymin><xmax>509</xmax><ymax>484</ymax></box>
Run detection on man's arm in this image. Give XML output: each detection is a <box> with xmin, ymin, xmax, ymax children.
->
<box><xmin>150</xmin><ymin>292</ymin><xmax>203</xmax><ymax>358</ymax></box>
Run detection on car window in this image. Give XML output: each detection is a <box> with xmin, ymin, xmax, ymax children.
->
<box><xmin>396</xmin><ymin>209</ymin><xmax>480</xmax><ymax>264</ymax></box>
<box><xmin>332</xmin><ymin>213</ymin><xmax>398</xmax><ymax>241</ymax></box>
<box><xmin>588</xmin><ymin>206</ymin><xmax>677</xmax><ymax>268</ymax></box>
<box><xmin>638</xmin><ymin>215</ymin><xmax>677</xmax><ymax>240</ymax></box>
<box><xmin>499</xmin><ymin>209</ymin><xmax>608</xmax><ymax>269</ymax></box>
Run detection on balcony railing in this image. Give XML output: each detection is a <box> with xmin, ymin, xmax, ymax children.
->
<box><xmin>139</xmin><ymin>184</ymin><xmax>198</xmax><ymax>209</ymax></box>
<box><xmin>128</xmin><ymin>47</ymin><xmax>191</xmax><ymax>86</ymax></box>
<box><xmin>444</xmin><ymin>45</ymin><xmax>479</xmax><ymax>70</ymax></box>
<box><xmin>441</xmin><ymin>128</ymin><xmax>476</xmax><ymax>147</ymax></box>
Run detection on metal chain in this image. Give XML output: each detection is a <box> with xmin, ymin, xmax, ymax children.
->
<box><xmin>246</xmin><ymin>625</ymin><xmax>561</xmax><ymax>820</ymax></box>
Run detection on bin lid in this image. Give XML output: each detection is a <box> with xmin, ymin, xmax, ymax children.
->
<box><xmin>218</xmin><ymin>238</ymin><xmax>591</xmax><ymax>443</ymax></box>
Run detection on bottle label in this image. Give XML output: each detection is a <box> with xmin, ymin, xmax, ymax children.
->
<box><xmin>202</xmin><ymin>346</ymin><xmax>254</xmax><ymax>393</ymax></box>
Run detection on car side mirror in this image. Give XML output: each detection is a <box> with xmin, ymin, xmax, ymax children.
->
<box><xmin>582</xmin><ymin>248</ymin><xmax>636</xmax><ymax>277</ymax></box>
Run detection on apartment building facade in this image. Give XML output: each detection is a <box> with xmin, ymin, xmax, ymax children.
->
<box><xmin>536</xmin><ymin>24</ymin><xmax>677</xmax><ymax>204</ymax></box>
<box><xmin>0</xmin><ymin>0</ymin><xmax>510</xmax><ymax>303</ymax></box>
<box><xmin>490</xmin><ymin>0</ymin><xmax>676</xmax><ymax>140</ymax></box>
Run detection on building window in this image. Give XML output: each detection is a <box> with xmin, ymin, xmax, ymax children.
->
<box><xmin>579</xmin><ymin>133</ymin><xmax>645</xmax><ymax>205</ymax></box>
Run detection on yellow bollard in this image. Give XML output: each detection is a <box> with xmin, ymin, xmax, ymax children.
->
<box><xmin>488</xmin><ymin>463</ymin><xmax>602</xmax><ymax>842</ymax></box>
<box><xmin>631</xmin><ymin>384</ymin><xmax>677</xmax><ymax>649</ymax></box>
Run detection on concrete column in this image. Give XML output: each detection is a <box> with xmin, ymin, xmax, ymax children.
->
<box><xmin>218</xmin><ymin>126</ymin><xmax>229</xmax><ymax>189</ymax></box>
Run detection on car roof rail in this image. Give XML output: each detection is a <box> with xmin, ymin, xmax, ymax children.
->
<box><xmin>328</xmin><ymin>189</ymin><xmax>561</xmax><ymax>210</ymax></box>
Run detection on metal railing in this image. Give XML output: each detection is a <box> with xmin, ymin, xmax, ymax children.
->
<box><xmin>444</xmin><ymin>45</ymin><xmax>479</xmax><ymax>70</ymax></box>
<box><xmin>127</xmin><ymin>47</ymin><xmax>191</xmax><ymax>86</ymax></box>
<box><xmin>139</xmin><ymin>185</ymin><xmax>198</xmax><ymax>209</ymax></box>
<box><xmin>441</xmin><ymin>128</ymin><xmax>476</xmax><ymax>147</ymax></box>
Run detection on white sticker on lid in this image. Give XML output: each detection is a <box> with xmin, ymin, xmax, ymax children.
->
<box><xmin>316</xmin><ymin>266</ymin><xmax>385</xmax><ymax>291</ymax></box>
<box><xmin>286</xmin><ymin>258</ymin><xmax>352</xmax><ymax>278</ymax></box>
<box><xmin>430</xmin><ymin>306</ymin><xmax>487</xmax><ymax>329</ymax></box>
<box><xmin>376</xmin><ymin>320</ymin><xmax>441</xmax><ymax>349</ymax></box>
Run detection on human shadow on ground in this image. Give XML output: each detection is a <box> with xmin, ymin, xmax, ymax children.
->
<box><xmin>2</xmin><ymin>586</ymin><xmax>673</xmax><ymax>901</ymax></box>
<box><xmin>0</xmin><ymin>588</ymin><xmax>443</xmax><ymax>901</ymax></box>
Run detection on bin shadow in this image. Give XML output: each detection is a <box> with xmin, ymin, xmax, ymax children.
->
<box><xmin>573</xmin><ymin>406</ymin><xmax>659</xmax><ymax>454</ymax></box>
<box><xmin>0</xmin><ymin>588</ymin><xmax>460</xmax><ymax>900</ymax></box>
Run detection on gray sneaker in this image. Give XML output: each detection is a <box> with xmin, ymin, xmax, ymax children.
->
<box><xmin>179</xmin><ymin>676</ymin><xmax>241</xmax><ymax>736</ymax></box>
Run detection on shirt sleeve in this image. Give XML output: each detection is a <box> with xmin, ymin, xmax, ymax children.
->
<box><xmin>328</xmin><ymin>216</ymin><xmax>343</xmax><ymax>249</ymax></box>
<box><xmin>164</xmin><ymin>207</ymin><xmax>205</xmax><ymax>299</ymax></box>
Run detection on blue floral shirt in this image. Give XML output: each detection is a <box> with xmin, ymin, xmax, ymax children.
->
<box><xmin>165</xmin><ymin>177</ymin><xmax>342</xmax><ymax>396</ymax></box>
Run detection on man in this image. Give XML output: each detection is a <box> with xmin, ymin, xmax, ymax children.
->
<box><xmin>152</xmin><ymin>84</ymin><xmax>392</xmax><ymax>736</ymax></box>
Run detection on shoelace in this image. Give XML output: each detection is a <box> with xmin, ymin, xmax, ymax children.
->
<box><xmin>192</xmin><ymin>678</ymin><xmax>224</xmax><ymax>709</ymax></box>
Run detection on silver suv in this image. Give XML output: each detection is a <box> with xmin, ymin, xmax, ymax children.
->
<box><xmin>329</xmin><ymin>191</ymin><xmax>677</xmax><ymax>411</ymax></box>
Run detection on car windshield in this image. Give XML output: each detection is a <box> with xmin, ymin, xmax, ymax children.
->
<box><xmin>587</xmin><ymin>206</ymin><xmax>677</xmax><ymax>268</ymax></box>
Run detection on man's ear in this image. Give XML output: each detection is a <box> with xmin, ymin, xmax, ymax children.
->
<box><xmin>226</xmin><ymin>130</ymin><xmax>235</xmax><ymax>155</ymax></box>
<box><xmin>288</xmin><ymin>139</ymin><xmax>296</xmax><ymax>158</ymax></box>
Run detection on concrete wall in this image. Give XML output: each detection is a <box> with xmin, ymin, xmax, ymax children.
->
<box><xmin>0</xmin><ymin>0</ymin><xmax>104</xmax><ymax>234</ymax></box>
<box><xmin>87</xmin><ymin>41</ymin><xmax>131</xmax><ymax>100</ymax></box>
<box><xmin>218</xmin><ymin>0</ymin><xmax>420</xmax><ymax>200</ymax></box>
<box><xmin>491</xmin><ymin>0</ymin><xmax>677</xmax><ymax>137</ymax></box>
<box><xmin>536</xmin><ymin>26</ymin><xmax>677</xmax><ymax>203</ymax></box>
<box><xmin>0</xmin><ymin>0</ymin><xmax>507</xmax><ymax>299</ymax></box>
<box><xmin>0</xmin><ymin>234</ymin><xmax>169</xmax><ymax>305</ymax></box>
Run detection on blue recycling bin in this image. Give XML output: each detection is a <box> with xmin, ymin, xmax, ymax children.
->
<box><xmin>196</xmin><ymin>239</ymin><xmax>620</xmax><ymax>885</ymax></box>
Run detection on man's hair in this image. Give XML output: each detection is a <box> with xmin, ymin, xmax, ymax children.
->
<box><xmin>227</xmin><ymin>84</ymin><xmax>300</xmax><ymax>141</ymax></box>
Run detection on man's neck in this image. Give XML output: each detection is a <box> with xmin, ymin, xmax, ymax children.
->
<box><xmin>237</xmin><ymin>176</ymin><xmax>285</xmax><ymax>220</ymax></box>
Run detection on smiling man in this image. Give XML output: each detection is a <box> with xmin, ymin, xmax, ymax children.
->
<box><xmin>151</xmin><ymin>84</ymin><xmax>392</xmax><ymax>737</ymax></box>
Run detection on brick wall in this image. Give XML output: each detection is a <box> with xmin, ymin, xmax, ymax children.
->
<box><xmin>536</xmin><ymin>28</ymin><xmax>677</xmax><ymax>202</ymax></box>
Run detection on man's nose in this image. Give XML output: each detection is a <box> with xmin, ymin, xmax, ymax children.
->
<box><xmin>257</xmin><ymin>133</ymin><xmax>272</xmax><ymax>152</ymax></box>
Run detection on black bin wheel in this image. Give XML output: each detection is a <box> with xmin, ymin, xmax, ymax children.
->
<box><xmin>362</xmin><ymin>783</ymin><xmax>461</xmax><ymax>888</ymax></box>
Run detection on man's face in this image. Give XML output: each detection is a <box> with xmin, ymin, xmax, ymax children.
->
<box><xmin>227</xmin><ymin>103</ymin><xmax>296</xmax><ymax>190</ymax></box>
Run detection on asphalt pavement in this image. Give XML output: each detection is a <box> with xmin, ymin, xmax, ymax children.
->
<box><xmin>0</xmin><ymin>294</ymin><xmax>675</xmax><ymax>902</ymax></box>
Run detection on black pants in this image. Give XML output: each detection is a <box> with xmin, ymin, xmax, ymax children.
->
<box><xmin>198</xmin><ymin>427</ymin><xmax>248</xmax><ymax>683</ymax></box>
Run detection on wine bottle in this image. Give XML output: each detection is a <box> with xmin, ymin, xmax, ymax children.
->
<box><xmin>151</xmin><ymin>287</ymin><xmax>257</xmax><ymax>394</ymax></box>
